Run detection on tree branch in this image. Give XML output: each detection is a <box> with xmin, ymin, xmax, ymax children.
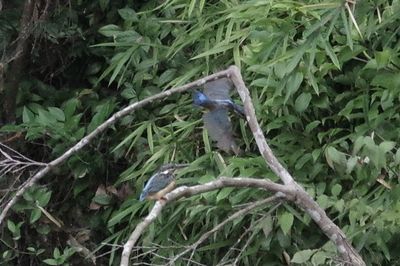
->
<box><xmin>0</xmin><ymin>69</ymin><xmax>232</xmax><ymax>225</ymax></box>
<box><xmin>168</xmin><ymin>196</ymin><xmax>280</xmax><ymax>265</ymax></box>
<box><xmin>120</xmin><ymin>177</ymin><xmax>289</xmax><ymax>266</ymax></box>
<box><xmin>228</xmin><ymin>65</ymin><xmax>365</xmax><ymax>265</ymax></box>
<box><xmin>121</xmin><ymin>66</ymin><xmax>365</xmax><ymax>265</ymax></box>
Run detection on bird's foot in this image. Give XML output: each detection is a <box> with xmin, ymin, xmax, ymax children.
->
<box><xmin>158</xmin><ymin>196</ymin><xmax>167</xmax><ymax>202</ymax></box>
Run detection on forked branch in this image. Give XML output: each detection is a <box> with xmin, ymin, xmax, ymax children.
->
<box><xmin>120</xmin><ymin>66</ymin><xmax>365</xmax><ymax>266</ymax></box>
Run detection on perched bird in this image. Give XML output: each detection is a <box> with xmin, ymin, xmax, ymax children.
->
<box><xmin>139</xmin><ymin>163</ymin><xmax>189</xmax><ymax>201</ymax></box>
<box><xmin>193</xmin><ymin>78</ymin><xmax>244</xmax><ymax>155</ymax></box>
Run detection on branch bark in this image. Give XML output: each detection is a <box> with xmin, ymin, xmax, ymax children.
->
<box><xmin>0</xmin><ymin>65</ymin><xmax>365</xmax><ymax>266</ymax></box>
<box><xmin>0</xmin><ymin>69</ymin><xmax>231</xmax><ymax>225</ymax></box>
<box><xmin>121</xmin><ymin>66</ymin><xmax>365</xmax><ymax>266</ymax></box>
<box><xmin>2</xmin><ymin>0</ymin><xmax>35</xmax><ymax>123</ymax></box>
<box><xmin>228</xmin><ymin>65</ymin><xmax>365</xmax><ymax>265</ymax></box>
<box><xmin>121</xmin><ymin>177</ymin><xmax>288</xmax><ymax>266</ymax></box>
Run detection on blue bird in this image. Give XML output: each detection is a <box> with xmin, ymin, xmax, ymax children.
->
<box><xmin>139</xmin><ymin>163</ymin><xmax>189</xmax><ymax>201</ymax></box>
<box><xmin>193</xmin><ymin>78</ymin><xmax>244</xmax><ymax>155</ymax></box>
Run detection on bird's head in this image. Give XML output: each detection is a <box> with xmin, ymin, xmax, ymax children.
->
<box><xmin>193</xmin><ymin>90</ymin><xmax>208</xmax><ymax>106</ymax></box>
<box><xmin>158</xmin><ymin>163</ymin><xmax>189</xmax><ymax>175</ymax></box>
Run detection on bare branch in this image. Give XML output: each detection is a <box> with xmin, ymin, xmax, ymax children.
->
<box><xmin>0</xmin><ymin>143</ymin><xmax>46</xmax><ymax>182</ymax></box>
<box><xmin>0</xmin><ymin>69</ymin><xmax>232</xmax><ymax>225</ymax></box>
<box><xmin>120</xmin><ymin>177</ymin><xmax>289</xmax><ymax>266</ymax></box>
<box><xmin>228</xmin><ymin>66</ymin><xmax>365</xmax><ymax>265</ymax></box>
<box><xmin>0</xmin><ymin>65</ymin><xmax>365</xmax><ymax>266</ymax></box>
<box><xmin>168</xmin><ymin>196</ymin><xmax>280</xmax><ymax>265</ymax></box>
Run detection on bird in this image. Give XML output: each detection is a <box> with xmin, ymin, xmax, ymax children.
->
<box><xmin>139</xmin><ymin>163</ymin><xmax>189</xmax><ymax>201</ymax></box>
<box><xmin>193</xmin><ymin>77</ymin><xmax>245</xmax><ymax>155</ymax></box>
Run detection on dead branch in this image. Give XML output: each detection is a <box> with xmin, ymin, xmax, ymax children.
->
<box><xmin>168</xmin><ymin>196</ymin><xmax>281</xmax><ymax>265</ymax></box>
<box><xmin>120</xmin><ymin>66</ymin><xmax>365</xmax><ymax>266</ymax></box>
<box><xmin>228</xmin><ymin>65</ymin><xmax>365</xmax><ymax>265</ymax></box>
<box><xmin>121</xmin><ymin>178</ymin><xmax>288</xmax><ymax>266</ymax></box>
<box><xmin>0</xmin><ymin>66</ymin><xmax>365</xmax><ymax>265</ymax></box>
<box><xmin>0</xmin><ymin>69</ymin><xmax>232</xmax><ymax>225</ymax></box>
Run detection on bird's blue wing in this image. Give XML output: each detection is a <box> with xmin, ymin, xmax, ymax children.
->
<box><xmin>203</xmin><ymin>108</ymin><xmax>239</xmax><ymax>154</ymax></box>
<box><xmin>193</xmin><ymin>90</ymin><xmax>209</xmax><ymax>106</ymax></box>
<box><xmin>204</xmin><ymin>78</ymin><xmax>232</xmax><ymax>100</ymax></box>
<box><xmin>140</xmin><ymin>173</ymin><xmax>173</xmax><ymax>201</ymax></box>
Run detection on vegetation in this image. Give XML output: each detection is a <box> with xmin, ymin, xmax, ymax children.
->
<box><xmin>1</xmin><ymin>0</ymin><xmax>400</xmax><ymax>265</ymax></box>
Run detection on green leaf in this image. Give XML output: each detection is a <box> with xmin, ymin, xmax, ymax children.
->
<box><xmin>216</xmin><ymin>187</ymin><xmax>234</xmax><ymax>202</ymax></box>
<box><xmin>346</xmin><ymin>156</ymin><xmax>358</xmax><ymax>174</ymax></box>
<box><xmin>188</xmin><ymin>0</ymin><xmax>197</xmax><ymax>17</ymax></box>
<box><xmin>317</xmin><ymin>194</ymin><xmax>330</xmax><ymax>209</ymax></box>
<box><xmin>22</xmin><ymin>107</ymin><xmax>35</xmax><ymax>123</ymax></box>
<box><xmin>395</xmin><ymin>149</ymin><xmax>400</xmax><ymax>165</ymax></box>
<box><xmin>93</xmin><ymin>194</ymin><xmax>112</xmax><ymax>205</ymax></box>
<box><xmin>279</xmin><ymin>212</ymin><xmax>294</xmax><ymax>235</ymax></box>
<box><xmin>37</xmin><ymin>109</ymin><xmax>56</xmax><ymax>125</ymax></box>
<box><xmin>285</xmin><ymin>72</ymin><xmax>303</xmax><ymax>103</ymax></box>
<box><xmin>30</xmin><ymin>208</ymin><xmax>42</xmax><ymax>224</ymax></box>
<box><xmin>371</xmin><ymin>72</ymin><xmax>400</xmax><ymax>90</ymax></box>
<box><xmin>379</xmin><ymin>141</ymin><xmax>396</xmax><ymax>153</ymax></box>
<box><xmin>291</xmin><ymin>249</ymin><xmax>316</xmax><ymax>264</ymax></box>
<box><xmin>325</xmin><ymin>146</ymin><xmax>346</xmax><ymax>169</ymax></box>
<box><xmin>311</xmin><ymin>250</ymin><xmax>328</xmax><ymax>265</ymax></box>
<box><xmin>121</xmin><ymin>88</ymin><xmax>136</xmax><ymax>100</ymax></box>
<box><xmin>47</xmin><ymin>107</ymin><xmax>65</xmax><ymax>122</ymax></box>
<box><xmin>305</xmin><ymin>121</ymin><xmax>321</xmax><ymax>133</ymax></box>
<box><xmin>3</xmin><ymin>250</ymin><xmax>12</xmax><ymax>259</ymax></box>
<box><xmin>147</xmin><ymin>123</ymin><xmax>154</xmax><ymax>153</ymax></box>
<box><xmin>98</xmin><ymin>24</ymin><xmax>121</xmax><ymax>37</ymax></box>
<box><xmin>63</xmin><ymin>99</ymin><xmax>78</xmax><ymax>119</ymax></box>
<box><xmin>322</xmin><ymin>38</ymin><xmax>340</xmax><ymax>69</ymax></box>
<box><xmin>375</xmin><ymin>49</ymin><xmax>391</xmax><ymax>69</ymax></box>
<box><xmin>53</xmin><ymin>247</ymin><xmax>61</xmax><ymax>258</ymax></box>
<box><xmin>353</xmin><ymin>136</ymin><xmax>365</xmax><ymax>154</ymax></box>
<box><xmin>7</xmin><ymin>220</ymin><xmax>16</xmax><ymax>234</ymax></box>
<box><xmin>43</xmin><ymin>259</ymin><xmax>59</xmax><ymax>266</ymax></box>
<box><xmin>118</xmin><ymin>8</ymin><xmax>138</xmax><ymax>22</ymax></box>
<box><xmin>331</xmin><ymin>184</ymin><xmax>342</xmax><ymax>197</ymax></box>
<box><xmin>294</xmin><ymin>92</ymin><xmax>312</xmax><ymax>112</ymax></box>
<box><xmin>37</xmin><ymin>191</ymin><xmax>52</xmax><ymax>207</ymax></box>
<box><xmin>108</xmin><ymin>204</ymin><xmax>141</xmax><ymax>227</ymax></box>
<box><xmin>87</xmin><ymin>100</ymin><xmax>114</xmax><ymax>132</ymax></box>
<box><xmin>191</xmin><ymin>43</ymin><xmax>235</xmax><ymax>60</ymax></box>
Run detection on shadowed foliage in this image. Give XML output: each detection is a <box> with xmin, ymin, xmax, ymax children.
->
<box><xmin>1</xmin><ymin>0</ymin><xmax>400</xmax><ymax>265</ymax></box>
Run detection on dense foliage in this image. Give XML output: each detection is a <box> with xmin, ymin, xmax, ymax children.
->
<box><xmin>1</xmin><ymin>0</ymin><xmax>400</xmax><ymax>265</ymax></box>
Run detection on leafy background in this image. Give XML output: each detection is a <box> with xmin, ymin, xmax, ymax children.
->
<box><xmin>1</xmin><ymin>0</ymin><xmax>400</xmax><ymax>265</ymax></box>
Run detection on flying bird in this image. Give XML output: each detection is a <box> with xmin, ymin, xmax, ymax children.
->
<box><xmin>193</xmin><ymin>78</ymin><xmax>244</xmax><ymax>155</ymax></box>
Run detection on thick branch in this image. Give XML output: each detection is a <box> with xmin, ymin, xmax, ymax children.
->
<box><xmin>228</xmin><ymin>66</ymin><xmax>365</xmax><ymax>265</ymax></box>
<box><xmin>2</xmin><ymin>0</ymin><xmax>35</xmax><ymax>123</ymax></box>
<box><xmin>0</xmin><ymin>70</ymin><xmax>232</xmax><ymax>225</ymax></box>
<box><xmin>120</xmin><ymin>177</ymin><xmax>290</xmax><ymax>266</ymax></box>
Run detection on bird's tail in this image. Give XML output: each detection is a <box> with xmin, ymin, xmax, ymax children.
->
<box><xmin>139</xmin><ymin>192</ymin><xmax>147</xmax><ymax>201</ymax></box>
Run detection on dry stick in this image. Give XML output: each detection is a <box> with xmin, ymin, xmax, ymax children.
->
<box><xmin>0</xmin><ymin>69</ymin><xmax>231</xmax><ymax>225</ymax></box>
<box><xmin>120</xmin><ymin>177</ymin><xmax>292</xmax><ymax>266</ymax></box>
<box><xmin>228</xmin><ymin>65</ymin><xmax>365</xmax><ymax>265</ymax></box>
<box><xmin>121</xmin><ymin>66</ymin><xmax>365</xmax><ymax>265</ymax></box>
<box><xmin>168</xmin><ymin>196</ymin><xmax>281</xmax><ymax>265</ymax></box>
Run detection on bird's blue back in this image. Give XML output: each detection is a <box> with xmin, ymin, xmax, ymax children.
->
<box><xmin>139</xmin><ymin>171</ymin><xmax>174</xmax><ymax>201</ymax></box>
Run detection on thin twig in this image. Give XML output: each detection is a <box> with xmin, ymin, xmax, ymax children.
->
<box><xmin>120</xmin><ymin>178</ymin><xmax>290</xmax><ymax>266</ymax></box>
<box><xmin>168</xmin><ymin>196</ymin><xmax>280</xmax><ymax>265</ymax></box>
<box><xmin>218</xmin><ymin>205</ymin><xmax>280</xmax><ymax>265</ymax></box>
<box><xmin>0</xmin><ymin>69</ymin><xmax>231</xmax><ymax>225</ymax></box>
